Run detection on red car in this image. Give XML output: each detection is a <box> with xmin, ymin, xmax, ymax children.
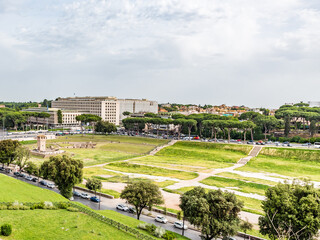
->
<box><xmin>193</xmin><ymin>136</ymin><xmax>200</xmax><ymax>140</ymax></box>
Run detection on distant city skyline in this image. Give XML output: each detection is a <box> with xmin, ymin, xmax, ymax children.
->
<box><xmin>0</xmin><ymin>1</ymin><xmax>319</xmax><ymax>108</ymax></box>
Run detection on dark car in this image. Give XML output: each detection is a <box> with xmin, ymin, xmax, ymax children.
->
<box><xmin>90</xmin><ymin>196</ymin><xmax>100</xmax><ymax>203</ymax></box>
<box><xmin>0</xmin><ymin>167</ymin><xmax>5</xmax><ymax>171</ymax></box>
<box><xmin>14</xmin><ymin>171</ymin><xmax>21</xmax><ymax>176</ymax></box>
<box><xmin>32</xmin><ymin>177</ymin><xmax>38</xmax><ymax>182</ymax></box>
<box><xmin>128</xmin><ymin>207</ymin><xmax>136</xmax><ymax>214</ymax></box>
<box><xmin>40</xmin><ymin>180</ymin><xmax>48</xmax><ymax>186</ymax></box>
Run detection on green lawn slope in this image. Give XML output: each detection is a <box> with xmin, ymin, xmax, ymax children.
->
<box><xmin>0</xmin><ymin>174</ymin><xmax>66</xmax><ymax>202</ymax></box>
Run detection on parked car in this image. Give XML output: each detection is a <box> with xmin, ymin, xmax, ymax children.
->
<box><xmin>32</xmin><ymin>177</ymin><xmax>38</xmax><ymax>182</ymax></box>
<box><xmin>173</xmin><ymin>221</ymin><xmax>188</xmax><ymax>230</ymax></box>
<box><xmin>222</xmin><ymin>237</ymin><xmax>237</xmax><ymax>240</ymax></box>
<box><xmin>14</xmin><ymin>171</ymin><xmax>20</xmax><ymax>176</ymax></box>
<box><xmin>26</xmin><ymin>176</ymin><xmax>33</xmax><ymax>181</ymax></box>
<box><xmin>247</xmin><ymin>140</ymin><xmax>255</xmax><ymax>145</ymax></box>
<box><xmin>155</xmin><ymin>216</ymin><xmax>168</xmax><ymax>224</ymax></box>
<box><xmin>47</xmin><ymin>183</ymin><xmax>55</xmax><ymax>188</ymax></box>
<box><xmin>0</xmin><ymin>167</ymin><xmax>5</xmax><ymax>171</ymax></box>
<box><xmin>90</xmin><ymin>196</ymin><xmax>100</xmax><ymax>203</ymax></box>
<box><xmin>73</xmin><ymin>191</ymin><xmax>81</xmax><ymax>197</ymax></box>
<box><xmin>40</xmin><ymin>180</ymin><xmax>48</xmax><ymax>186</ymax></box>
<box><xmin>80</xmin><ymin>193</ymin><xmax>91</xmax><ymax>199</ymax></box>
<box><xmin>128</xmin><ymin>207</ymin><xmax>136</xmax><ymax>214</ymax></box>
<box><xmin>116</xmin><ymin>204</ymin><xmax>129</xmax><ymax>211</ymax></box>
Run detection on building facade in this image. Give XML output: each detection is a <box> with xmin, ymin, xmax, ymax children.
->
<box><xmin>118</xmin><ymin>99</ymin><xmax>158</xmax><ymax>123</ymax></box>
<box><xmin>24</xmin><ymin>107</ymin><xmax>81</xmax><ymax>127</ymax></box>
<box><xmin>308</xmin><ymin>101</ymin><xmax>320</xmax><ymax>107</ymax></box>
<box><xmin>52</xmin><ymin>97</ymin><xmax>120</xmax><ymax>125</ymax></box>
<box><xmin>52</xmin><ymin>96</ymin><xmax>158</xmax><ymax>125</ymax></box>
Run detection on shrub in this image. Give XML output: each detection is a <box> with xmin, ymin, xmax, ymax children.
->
<box><xmin>20</xmin><ymin>205</ymin><xmax>30</xmax><ymax>210</ymax></box>
<box><xmin>67</xmin><ymin>207</ymin><xmax>79</xmax><ymax>212</ymax></box>
<box><xmin>163</xmin><ymin>231</ymin><xmax>175</xmax><ymax>240</ymax></box>
<box><xmin>145</xmin><ymin>224</ymin><xmax>156</xmax><ymax>234</ymax></box>
<box><xmin>1</xmin><ymin>223</ymin><xmax>12</xmax><ymax>236</ymax></box>
<box><xmin>154</xmin><ymin>226</ymin><xmax>166</xmax><ymax>238</ymax></box>
<box><xmin>31</xmin><ymin>202</ymin><xmax>44</xmax><ymax>210</ymax></box>
<box><xmin>0</xmin><ymin>205</ymin><xmax>8</xmax><ymax>210</ymax></box>
<box><xmin>57</xmin><ymin>202</ymin><xmax>69</xmax><ymax>209</ymax></box>
<box><xmin>137</xmin><ymin>223</ymin><xmax>148</xmax><ymax>230</ymax></box>
<box><xmin>44</xmin><ymin>201</ymin><xmax>54</xmax><ymax>209</ymax></box>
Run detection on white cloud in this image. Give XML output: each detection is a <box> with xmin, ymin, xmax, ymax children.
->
<box><xmin>0</xmin><ymin>0</ymin><xmax>319</xmax><ymax>107</ymax></box>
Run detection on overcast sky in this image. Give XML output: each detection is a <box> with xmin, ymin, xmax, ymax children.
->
<box><xmin>0</xmin><ymin>0</ymin><xmax>319</xmax><ymax>108</ymax></box>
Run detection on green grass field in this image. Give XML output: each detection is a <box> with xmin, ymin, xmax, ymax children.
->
<box><xmin>130</xmin><ymin>155</ymin><xmax>232</xmax><ymax>171</ymax></box>
<box><xmin>50</xmin><ymin>135</ymin><xmax>169</xmax><ymax>146</ymax></box>
<box><xmin>200</xmin><ymin>176</ymin><xmax>269</xmax><ymax>195</ymax></box>
<box><xmin>239</xmin><ymin>155</ymin><xmax>320</xmax><ymax>181</ymax></box>
<box><xmin>236</xmin><ymin>147</ymin><xmax>320</xmax><ymax>181</ymax></box>
<box><xmin>0</xmin><ymin>174</ymin><xmax>66</xmax><ymax>202</ymax></box>
<box><xmin>104</xmin><ymin>162</ymin><xmax>198</xmax><ymax>180</ymax></box>
<box><xmin>27</xmin><ymin>135</ymin><xmax>168</xmax><ymax>167</ymax></box>
<box><xmin>0</xmin><ymin>210</ymin><xmax>138</xmax><ymax>240</ymax></box>
<box><xmin>215</xmin><ymin>172</ymin><xmax>277</xmax><ymax>186</ymax></box>
<box><xmin>155</xmin><ymin>141</ymin><xmax>251</xmax><ymax>166</ymax></box>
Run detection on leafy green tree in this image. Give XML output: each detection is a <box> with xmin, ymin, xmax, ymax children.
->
<box><xmin>144</xmin><ymin>112</ymin><xmax>158</xmax><ymax>118</ymax></box>
<box><xmin>0</xmin><ymin>140</ymin><xmax>20</xmax><ymax>167</ymax></box>
<box><xmin>40</xmin><ymin>155</ymin><xmax>83</xmax><ymax>199</ymax></box>
<box><xmin>5</xmin><ymin>112</ymin><xmax>26</xmax><ymax>131</ymax></box>
<box><xmin>259</xmin><ymin>181</ymin><xmax>320</xmax><ymax>240</ymax></box>
<box><xmin>57</xmin><ymin>110</ymin><xmax>63</xmax><ymax>124</ymax></box>
<box><xmin>76</xmin><ymin>114</ymin><xmax>102</xmax><ymax>135</ymax></box>
<box><xmin>95</xmin><ymin>120</ymin><xmax>117</xmax><ymax>134</ymax></box>
<box><xmin>86</xmin><ymin>178</ymin><xmax>102</xmax><ymax>196</ymax></box>
<box><xmin>14</xmin><ymin>146</ymin><xmax>30</xmax><ymax>172</ymax></box>
<box><xmin>25</xmin><ymin>162</ymin><xmax>38</xmax><ymax>176</ymax></box>
<box><xmin>173</xmin><ymin>119</ymin><xmax>184</xmax><ymax>139</ymax></box>
<box><xmin>120</xmin><ymin>181</ymin><xmax>163</xmax><ymax>220</ymax></box>
<box><xmin>123</xmin><ymin>111</ymin><xmax>131</xmax><ymax>116</ymax></box>
<box><xmin>240</xmin><ymin>219</ymin><xmax>253</xmax><ymax>239</ymax></box>
<box><xmin>255</xmin><ymin>116</ymin><xmax>280</xmax><ymax>140</ymax></box>
<box><xmin>182</xmin><ymin>119</ymin><xmax>197</xmax><ymax>140</ymax></box>
<box><xmin>180</xmin><ymin>187</ymin><xmax>243</xmax><ymax>240</ymax></box>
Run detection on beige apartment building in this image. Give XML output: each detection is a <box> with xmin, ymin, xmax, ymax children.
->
<box><xmin>24</xmin><ymin>108</ymin><xmax>82</xmax><ymax>127</ymax></box>
<box><xmin>51</xmin><ymin>96</ymin><xmax>158</xmax><ymax>125</ymax></box>
<box><xmin>52</xmin><ymin>96</ymin><xmax>120</xmax><ymax>125</ymax></box>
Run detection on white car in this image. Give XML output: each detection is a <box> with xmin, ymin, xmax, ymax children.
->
<box><xmin>155</xmin><ymin>216</ymin><xmax>168</xmax><ymax>224</ymax></box>
<box><xmin>80</xmin><ymin>193</ymin><xmax>90</xmax><ymax>199</ymax></box>
<box><xmin>47</xmin><ymin>183</ymin><xmax>55</xmax><ymax>188</ymax></box>
<box><xmin>116</xmin><ymin>204</ymin><xmax>129</xmax><ymax>211</ymax></box>
<box><xmin>173</xmin><ymin>221</ymin><xmax>188</xmax><ymax>230</ymax></box>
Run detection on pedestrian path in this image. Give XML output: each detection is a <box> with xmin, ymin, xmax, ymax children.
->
<box><xmin>149</xmin><ymin>139</ymin><xmax>177</xmax><ymax>155</ymax></box>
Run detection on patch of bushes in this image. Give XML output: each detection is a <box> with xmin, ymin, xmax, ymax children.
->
<box><xmin>270</xmin><ymin>136</ymin><xmax>320</xmax><ymax>144</ymax></box>
<box><xmin>138</xmin><ymin>223</ymin><xmax>170</xmax><ymax>239</ymax></box>
<box><xmin>1</xmin><ymin>223</ymin><xmax>12</xmax><ymax>236</ymax></box>
<box><xmin>163</xmin><ymin>231</ymin><xmax>176</xmax><ymax>240</ymax></box>
<box><xmin>67</xmin><ymin>207</ymin><xmax>79</xmax><ymax>212</ymax></box>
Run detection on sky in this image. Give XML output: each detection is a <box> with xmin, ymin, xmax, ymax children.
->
<box><xmin>0</xmin><ymin>0</ymin><xmax>319</xmax><ymax>108</ymax></box>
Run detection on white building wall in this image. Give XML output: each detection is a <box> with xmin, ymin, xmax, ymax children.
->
<box><xmin>118</xmin><ymin>99</ymin><xmax>158</xmax><ymax>122</ymax></box>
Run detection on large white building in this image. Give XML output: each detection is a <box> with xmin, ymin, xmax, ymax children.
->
<box><xmin>308</xmin><ymin>101</ymin><xmax>320</xmax><ymax>107</ymax></box>
<box><xmin>118</xmin><ymin>99</ymin><xmax>158</xmax><ymax>123</ymax></box>
<box><xmin>51</xmin><ymin>96</ymin><xmax>158</xmax><ymax>125</ymax></box>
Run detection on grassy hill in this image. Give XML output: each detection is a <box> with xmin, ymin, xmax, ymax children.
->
<box><xmin>0</xmin><ymin>174</ymin><xmax>66</xmax><ymax>202</ymax></box>
<box><xmin>239</xmin><ymin>147</ymin><xmax>320</xmax><ymax>181</ymax></box>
